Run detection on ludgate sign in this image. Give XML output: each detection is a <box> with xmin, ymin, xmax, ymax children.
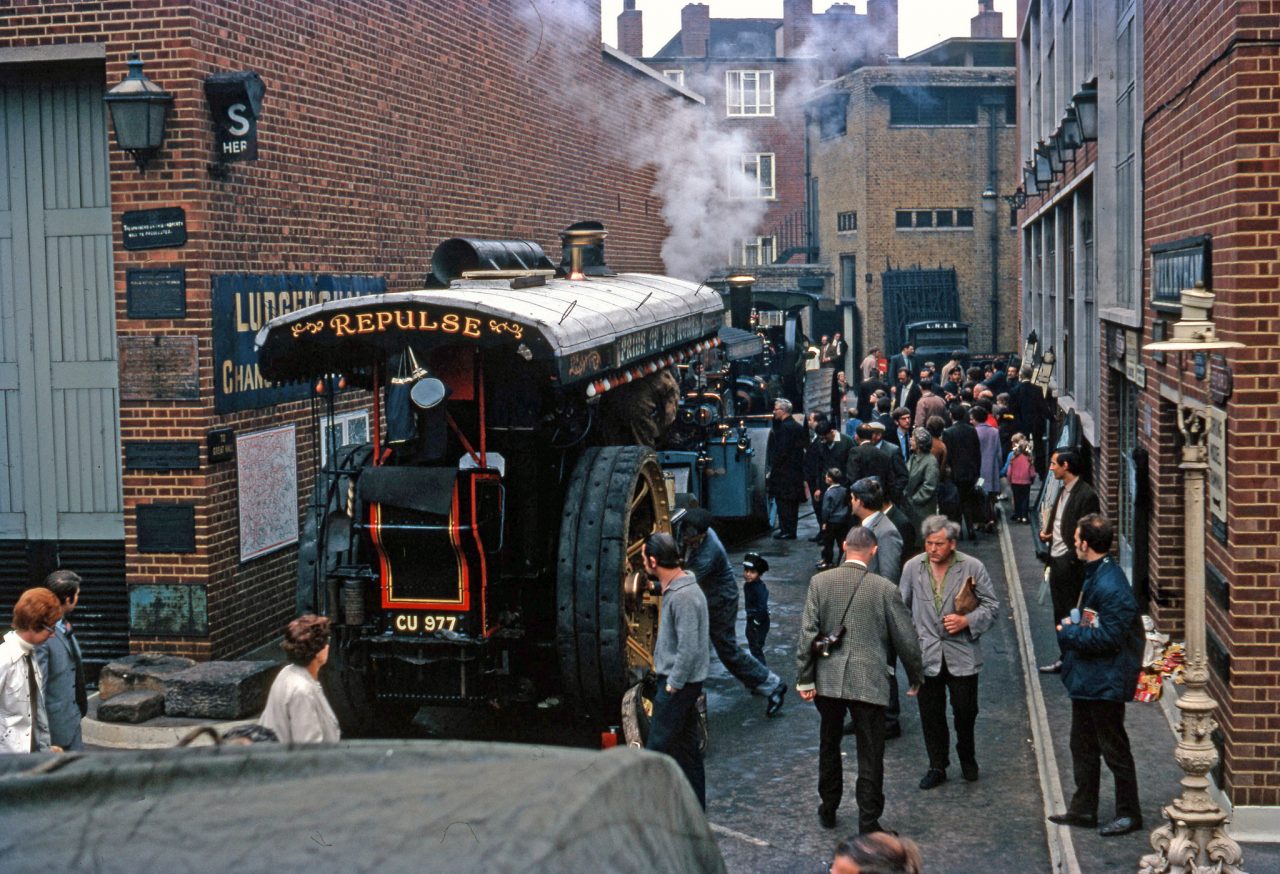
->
<box><xmin>213</xmin><ymin>273</ymin><xmax>384</xmax><ymax>413</ymax></box>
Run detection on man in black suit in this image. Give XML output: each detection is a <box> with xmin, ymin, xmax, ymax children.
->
<box><xmin>889</xmin><ymin>344</ymin><xmax>916</xmax><ymax>382</ymax></box>
<box><xmin>846</xmin><ymin>423</ymin><xmax>906</xmax><ymax>505</ymax></box>
<box><xmin>766</xmin><ymin>398</ymin><xmax>808</xmax><ymax>539</ymax></box>
<box><xmin>941</xmin><ymin>404</ymin><xmax>984</xmax><ymax>539</ymax></box>
<box><xmin>1038</xmin><ymin>449</ymin><xmax>1101</xmax><ymax>673</ymax></box>
<box><xmin>893</xmin><ymin>370</ymin><xmax>921</xmax><ymax>421</ymax></box>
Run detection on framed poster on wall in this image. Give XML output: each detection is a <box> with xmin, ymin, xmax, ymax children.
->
<box><xmin>236</xmin><ymin>425</ymin><xmax>298</xmax><ymax>561</ymax></box>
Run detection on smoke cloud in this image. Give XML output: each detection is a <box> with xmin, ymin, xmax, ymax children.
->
<box><xmin>512</xmin><ymin>0</ymin><xmax>767</xmax><ymax>281</ymax></box>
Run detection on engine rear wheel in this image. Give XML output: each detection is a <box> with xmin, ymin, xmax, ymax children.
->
<box><xmin>556</xmin><ymin>446</ymin><xmax>671</xmax><ymax>724</ymax></box>
<box><xmin>320</xmin><ymin>630</ymin><xmax>375</xmax><ymax>738</ymax></box>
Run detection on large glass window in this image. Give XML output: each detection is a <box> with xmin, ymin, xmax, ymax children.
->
<box><xmin>726</xmin><ymin>70</ymin><xmax>774</xmax><ymax>117</ymax></box>
<box><xmin>1080</xmin><ymin>186</ymin><xmax>1097</xmax><ymax>412</ymax></box>
<box><xmin>739</xmin><ymin>236</ymin><xmax>776</xmax><ymax>266</ymax></box>
<box><xmin>1115</xmin><ymin>11</ymin><xmax>1138</xmax><ymax>308</ymax></box>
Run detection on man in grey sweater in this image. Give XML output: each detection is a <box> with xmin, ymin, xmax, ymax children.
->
<box><xmin>643</xmin><ymin>532</ymin><xmax>711</xmax><ymax>808</ymax></box>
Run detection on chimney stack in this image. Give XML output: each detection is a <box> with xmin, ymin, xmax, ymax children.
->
<box><xmin>970</xmin><ymin>0</ymin><xmax>1003</xmax><ymax>39</ymax></box>
<box><xmin>617</xmin><ymin>0</ymin><xmax>643</xmax><ymax>58</ymax></box>
<box><xmin>782</xmin><ymin>0</ymin><xmax>814</xmax><ymax>56</ymax></box>
<box><xmin>681</xmin><ymin>4</ymin><xmax>710</xmax><ymax>57</ymax></box>
<box><xmin>867</xmin><ymin>0</ymin><xmax>899</xmax><ymax>60</ymax></box>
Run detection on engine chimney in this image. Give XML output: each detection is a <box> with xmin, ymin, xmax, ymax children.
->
<box><xmin>560</xmin><ymin>223</ymin><xmax>609</xmax><ymax>281</ymax></box>
<box><xmin>726</xmin><ymin>274</ymin><xmax>755</xmax><ymax>330</ymax></box>
<box><xmin>618</xmin><ymin>0</ymin><xmax>643</xmax><ymax>58</ymax></box>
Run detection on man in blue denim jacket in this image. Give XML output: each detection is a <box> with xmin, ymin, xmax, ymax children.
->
<box><xmin>1048</xmin><ymin>513</ymin><xmax>1144</xmax><ymax>837</ymax></box>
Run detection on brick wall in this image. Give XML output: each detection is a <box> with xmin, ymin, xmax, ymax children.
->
<box><xmin>813</xmin><ymin>66</ymin><xmax>1021</xmax><ymax>357</ymax></box>
<box><xmin>4</xmin><ymin>0</ymin><xmax>682</xmax><ymax>658</ymax></box>
<box><xmin>1139</xmin><ymin>0</ymin><xmax>1280</xmax><ymax>808</ymax></box>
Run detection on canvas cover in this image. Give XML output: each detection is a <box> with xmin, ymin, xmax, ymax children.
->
<box><xmin>0</xmin><ymin>740</ymin><xmax>724</xmax><ymax>874</ymax></box>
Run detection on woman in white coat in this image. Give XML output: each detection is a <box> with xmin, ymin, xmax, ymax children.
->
<box><xmin>260</xmin><ymin>614</ymin><xmax>340</xmax><ymax>744</ymax></box>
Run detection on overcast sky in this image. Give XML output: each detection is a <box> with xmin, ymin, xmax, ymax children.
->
<box><xmin>600</xmin><ymin>0</ymin><xmax>1018</xmax><ymax>58</ymax></box>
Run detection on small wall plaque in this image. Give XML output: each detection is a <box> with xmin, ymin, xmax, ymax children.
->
<box><xmin>207</xmin><ymin>428</ymin><xmax>236</xmax><ymax>464</ymax></box>
<box><xmin>136</xmin><ymin>504</ymin><xmax>197</xmax><ymax>553</ymax></box>
<box><xmin>118</xmin><ymin>336</ymin><xmax>200</xmax><ymax>400</ymax></box>
<box><xmin>122</xmin><ymin>207</ymin><xmax>187</xmax><ymax>250</ymax></box>
<box><xmin>124</xmin><ymin>441</ymin><xmax>201</xmax><ymax>471</ymax></box>
<box><xmin>127</xmin><ymin>268</ymin><xmax>187</xmax><ymax>318</ymax></box>
<box><xmin>129</xmin><ymin>583</ymin><xmax>208</xmax><ymax>636</ymax></box>
<box><xmin>1209</xmin><ymin>354</ymin><xmax>1232</xmax><ymax>406</ymax></box>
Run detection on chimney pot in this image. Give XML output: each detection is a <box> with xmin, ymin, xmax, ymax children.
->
<box><xmin>681</xmin><ymin>3</ymin><xmax>710</xmax><ymax>58</ymax></box>
<box><xmin>618</xmin><ymin>1</ymin><xmax>643</xmax><ymax>57</ymax></box>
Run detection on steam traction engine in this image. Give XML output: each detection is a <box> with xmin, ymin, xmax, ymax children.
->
<box><xmin>255</xmin><ymin>235</ymin><xmax>725</xmax><ymax>732</ymax></box>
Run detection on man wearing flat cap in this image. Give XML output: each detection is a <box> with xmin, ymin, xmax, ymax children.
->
<box><xmin>682</xmin><ymin>509</ymin><xmax>787</xmax><ymax>716</ymax></box>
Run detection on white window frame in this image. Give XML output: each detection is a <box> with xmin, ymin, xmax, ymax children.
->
<box><xmin>321</xmin><ymin>410</ymin><xmax>370</xmax><ymax>467</ymax></box>
<box><xmin>738</xmin><ymin>236</ymin><xmax>777</xmax><ymax>267</ymax></box>
<box><xmin>662</xmin><ymin>69</ymin><xmax>685</xmax><ymax>87</ymax></box>
<box><xmin>730</xmin><ymin>153</ymin><xmax>776</xmax><ymax>199</ymax></box>
<box><xmin>726</xmin><ymin>70</ymin><xmax>774</xmax><ymax>117</ymax></box>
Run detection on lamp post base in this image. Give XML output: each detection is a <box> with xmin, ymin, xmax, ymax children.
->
<box><xmin>1139</xmin><ymin>811</ymin><xmax>1245</xmax><ymax>874</ymax></box>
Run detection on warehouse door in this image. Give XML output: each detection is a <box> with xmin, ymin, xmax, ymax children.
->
<box><xmin>0</xmin><ymin>63</ymin><xmax>126</xmax><ymax>679</ymax></box>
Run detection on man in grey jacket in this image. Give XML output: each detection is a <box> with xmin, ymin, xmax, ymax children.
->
<box><xmin>900</xmin><ymin>515</ymin><xmax>1000</xmax><ymax>790</ymax></box>
<box><xmin>796</xmin><ymin>526</ymin><xmax>923</xmax><ymax>834</ymax></box>
<box><xmin>35</xmin><ymin>569</ymin><xmax>87</xmax><ymax>751</ymax></box>
<box><xmin>643</xmin><ymin>532</ymin><xmax>710</xmax><ymax>809</ymax></box>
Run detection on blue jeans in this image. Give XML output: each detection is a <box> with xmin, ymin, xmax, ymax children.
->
<box><xmin>646</xmin><ymin>680</ymin><xmax>705</xmax><ymax>808</ymax></box>
<box><xmin>706</xmin><ymin>592</ymin><xmax>779</xmax><ymax>693</ymax></box>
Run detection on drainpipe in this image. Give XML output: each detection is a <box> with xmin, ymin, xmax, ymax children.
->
<box><xmin>987</xmin><ymin>101</ymin><xmax>1000</xmax><ymax>353</ymax></box>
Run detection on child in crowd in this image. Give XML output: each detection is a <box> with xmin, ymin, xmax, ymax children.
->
<box><xmin>818</xmin><ymin>467</ymin><xmax>852</xmax><ymax>569</ymax></box>
<box><xmin>1002</xmin><ymin>433</ymin><xmax>1036</xmax><ymax>523</ymax></box>
<box><xmin>742</xmin><ymin>553</ymin><xmax>770</xmax><ymax>665</ymax></box>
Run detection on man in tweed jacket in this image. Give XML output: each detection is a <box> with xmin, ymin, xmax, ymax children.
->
<box><xmin>900</xmin><ymin>515</ymin><xmax>1000</xmax><ymax>790</ymax></box>
<box><xmin>796</xmin><ymin>526</ymin><xmax>923</xmax><ymax>834</ymax></box>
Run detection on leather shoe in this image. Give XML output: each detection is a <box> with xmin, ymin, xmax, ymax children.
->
<box><xmin>766</xmin><ymin>682</ymin><xmax>786</xmax><ymax>717</ymax></box>
<box><xmin>818</xmin><ymin>806</ymin><xmax>836</xmax><ymax>829</ymax></box>
<box><xmin>961</xmin><ymin>761</ymin><xmax>979</xmax><ymax>782</ymax></box>
<box><xmin>1047</xmin><ymin>812</ymin><xmax>1098</xmax><ymax>828</ymax></box>
<box><xmin>1038</xmin><ymin>660</ymin><xmax>1062</xmax><ymax>674</ymax></box>
<box><xmin>1099</xmin><ymin>816</ymin><xmax>1143</xmax><ymax>837</ymax></box>
<box><xmin>918</xmin><ymin>768</ymin><xmax>947</xmax><ymax>790</ymax></box>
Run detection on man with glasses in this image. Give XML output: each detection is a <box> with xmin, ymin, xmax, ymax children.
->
<box><xmin>1</xmin><ymin>588</ymin><xmax>64</xmax><ymax>753</ymax></box>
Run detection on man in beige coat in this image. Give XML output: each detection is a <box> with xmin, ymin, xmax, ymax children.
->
<box><xmin>796</xmin><ymin>526</ymin><xmax>924</xmax><ymax>835</ymax></box>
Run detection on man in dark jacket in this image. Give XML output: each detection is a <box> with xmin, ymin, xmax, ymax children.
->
<box><xmin>1038</xmin><ymin>449</ymin><xmax>1101</xmax><ymax>672</ymax></box>
<box><xmin>766</xmin><ymin>398</ymin><xmax>807</xmax><ymax>539</ymax></box>
<box><xmin>846</xmin><ymin>423</ymin><xmax>906</xmax><ymax>505</ymax></box>
<box><xmin>941</xmin><ymin>404</ymin><xmax>983</xmax><ymax>539</ymax></box>
<box><xmin>1048</xmin><ymin>514</ymin><xmax>1143</xmax><ymax>837</ymax></box>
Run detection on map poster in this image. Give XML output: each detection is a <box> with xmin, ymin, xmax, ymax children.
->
<box><xmin>237</xmin><ymin>425</ymin><xmax>299</xmax><ymax>562</ymax></box>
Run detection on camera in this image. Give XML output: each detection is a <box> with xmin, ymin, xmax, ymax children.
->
<box><xmin>811</xmin><ymin>626</ymin><xmax>846</xmax><ymax>657</ymax></box>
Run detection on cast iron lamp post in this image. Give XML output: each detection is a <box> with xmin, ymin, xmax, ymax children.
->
<box><xmin>1139</xmin><ymin>285</ymin><xmax>1245</xmax><ymax>874</ymax></box>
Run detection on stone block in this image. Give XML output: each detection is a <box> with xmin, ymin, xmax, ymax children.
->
<box><xmin>96</xmin><ymin>689</ymin><xmax>167</xmax><ymax>724</ymax></box>
<box><xmin>164</xmin><ymin>661</ymin><xmax>281</xmax><ymax>720</ymax></box>
<box><xmin>98</xmin><ymin>653</ymin><xmax>197</xmax><ymax>701</ymax></box>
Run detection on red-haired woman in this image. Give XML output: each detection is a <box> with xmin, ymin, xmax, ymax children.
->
<box><xmin>260</xmin><ymin>614</ymin><xmax>340</xmax><ymax>744</ymax></box>
<box><xmin>1</xmin><ymin>588</ymin><xmax>63</xmax><ymax>753</ymax></box>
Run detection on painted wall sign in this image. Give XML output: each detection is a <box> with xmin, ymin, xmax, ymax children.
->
<box><xmin>136</xmin><ymin>504</ymin><xmax>197</xmax><ymax>553</ymax></box>
<box><xmin>124</xmin><ymin>441</ymin><xmax>201</xmax><ymax>471</ymax></box>
<box><xmin>122</xmin><ymin>207</ymin><xmax>187</xmax><ymax>250</ymax></box>
<box><xmin>212</xmin><ymin>273</ymin><xmax>384</xmax><ymax>414</ymax></box>
<box><xmin>1206</xmin><ymin>405</ymin><xmax>1228</xmax><ymax>544</ymax></box>
<box><xmin>1209</xmin><ymin>354</ymin><xmax>1232</xmax><ymax>406</ymax></box>
<box><xmin>118</xmin><ymin>336</ymin><xmax>200</xmax><ymax>400</ymax></box>
<box><xmin>126</xmin><ymin>268</ymin><xmax>187</xmax><ymax>318</ymax></box>
<box><xmin>129</xmin><ymin>583</ymin><xmax>209</xmax><ymax>636</ymax></box>
<box><xmin>204</xmin><ymin>71</ymin><xmax>266</xmax><ymax>164</ymax></box>
<box><xmin>207</xmin><ymin>427</ymin><xmax>236</xmax><ymax>464</ymax></box>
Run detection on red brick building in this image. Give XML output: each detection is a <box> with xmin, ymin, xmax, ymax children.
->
<box><xmin>0</xmin><ymin>1</ymin><xmax>692</xmax><ymax>668</ymax></box>
<box><xmin>621</xmin><ymin>0</ymin><xmax>898</xmax><ymax>269</ymax></box>
<box><xmin>1018</xmin><ymin>0</ymin><xmax>1280</xmax><ymax>834</ymax></box>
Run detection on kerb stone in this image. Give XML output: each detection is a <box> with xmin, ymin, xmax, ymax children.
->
<box><xmin>164</xmin><ymin>661</ymin><xmax>281</xmax><ymax>719</ymax></box>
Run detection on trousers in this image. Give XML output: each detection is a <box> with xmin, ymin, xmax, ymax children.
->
<box><xmin>646</xmin><ymin>680</ymin><xmax>705</xmax><ymax>809</ymax></box>
<box><xmin>1067</xmin><ymin>699</ymin><xmax>1141</xmax><ymax>820</ymax></box>
<box><xmin>707</xmin><ymin>593</ymin><xmax>778</xmax><ymax>693</ymax></box>
<box><xmin>775</xmin><ymin>497</ymin><xmax>800</xmax><ymax>537</ymax></box>
<box><xmin>917</xmin><ymin>659</ymin><xmax>979</xmax><ymax>770</ymax></box>
<box><xmin>816</xmin><ymin>695</ymin><xmax>887</xmax><ymax>833</ymax></box>
<box><xmin>745</xmin><ymin>612</ymin><xmax>769</xmax><ymax>665</ymax></box>
<box><xmin>1049</xmin><ymin>553</ymin><xmax>1086</xmax><ymax>654</ymax></box>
